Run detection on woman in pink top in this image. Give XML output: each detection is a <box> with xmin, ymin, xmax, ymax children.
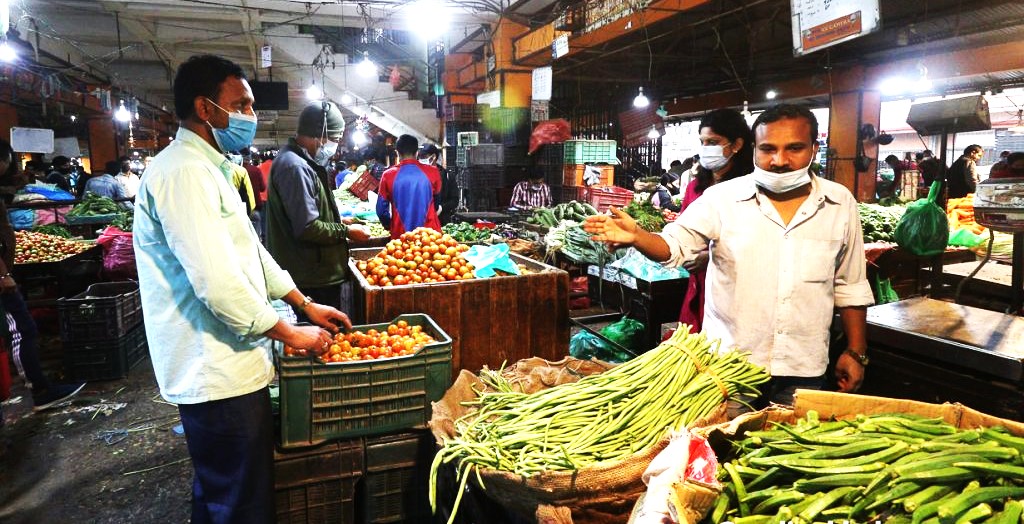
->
<box><xmin>678</xmin><ymin>108</ymin><xmax>754</xmax><ymax>333</ymax></box>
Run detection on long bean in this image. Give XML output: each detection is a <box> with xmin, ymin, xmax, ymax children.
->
<box><xmin>429</xmin><ymin>327</ymin><xmax>770</xmax><ymax>524</ymax></box>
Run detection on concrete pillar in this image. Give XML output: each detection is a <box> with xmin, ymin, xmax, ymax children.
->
<box><xmin>826</xmin><ymin>66</ymin><xmax>881</xmax><ymax>201</ymax></box>
<box><xmin>0</xmin><ymin>103</ymin><xmax>18</xmax><ymax>144</ymax></box>
<box><xmin>88</xmin><ymin>118</ymin><xmax>119</xmax><ymax>173</ymax></box>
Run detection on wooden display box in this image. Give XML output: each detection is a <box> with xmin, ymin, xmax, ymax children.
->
<box><xmin>348</xmin><ymin>248</ymin><xmax>570</xmax><ymax>376</ymax></box>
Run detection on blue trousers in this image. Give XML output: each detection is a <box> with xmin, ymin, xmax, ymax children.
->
<box><xmin>178</xmin><ymin>387</ymin><xmax>275</xmax><ymax>524</ymax></box>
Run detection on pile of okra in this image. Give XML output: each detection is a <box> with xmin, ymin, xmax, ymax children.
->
<box><xmin>705</xmin><ymin>411</ymin><xmax>1024</xmax><ymax>524</ymax></box>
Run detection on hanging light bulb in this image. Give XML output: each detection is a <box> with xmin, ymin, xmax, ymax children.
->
<box><xmin>0</xmin><ymin>40</ymin><xmax>16</xmax><ymax>62</ymax></box>
<box><xmin>114</xmin><ymin>100</ymin><xmax>132</xmax><ymax>122</ymax></box>
<box><xmin>766</xmin><ymin>89</ymin><xmax>778</xmax><ymax>100</ymax></box>
<box><xmin>69</xmin><ymin>115</ymin><xmax>77</xmax><ymax>122</ymax></box>
<box><xmin>340</xmin><ymin>93</ymin><xmax>353</xmax><ymax>105</ymax></box>
<box><xmin>351</xmin><ymin>129</ymin><xmax>367</xmax><ymax>145</ymax></box>
<box><xmin>647</xmin><ymin>125</ymin><xmax>660</xmax><ymax>140</ymax></box>
<box><xmin>633</xmin><ymin>87</ymin><xmax>649</xmax><ymax>108</ymax></box>
<box><xmin>356</xmin><ymin>52</ymin><xmax>376</xmax><ymax>78</ymax></box>
<box><xmin>306</xmin><ymin>82</ymin><xmax>323</xmax><ymax>100</ymax></box>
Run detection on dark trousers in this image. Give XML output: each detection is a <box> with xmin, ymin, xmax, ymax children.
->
<box><xmin>1</xmin><ymin>288</ymin><xmax>49</xmax><ymax>391</ymax></box>
<box><xmin>178</xmin><ymin>387</ymin><xmax>275</xmax><ymax>524</ymax></box>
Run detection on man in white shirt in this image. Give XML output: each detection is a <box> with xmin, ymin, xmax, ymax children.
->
<box><xmin>134</xmin><ymin>55</ymin><xmax>352</xmax><ymax>523</ymax></box>
<box><xmin>584</xmin><ymin>104</ymin><xmax>873</xmax><ymax>407</ymax></box>
<box><xmin>114</xmin><ymin>156</ymin><xmax>141</xmax><ymax>199</ymax></box>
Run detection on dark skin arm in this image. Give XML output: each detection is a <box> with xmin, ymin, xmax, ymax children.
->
<box><xmin>835</xmin><ymin>305</ymin><xmax>868</xmax><ymax>392</ymax></box>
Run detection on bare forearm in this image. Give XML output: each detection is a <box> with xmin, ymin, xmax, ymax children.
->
<box><xmin>632</xmin><ymin>228</ymin><xmax>673</xmax><ymax>262</ymax></box>
<box><xmin>839</xmin><ymin>305</ymin><xmax>868</xmax><ymax>352</ymax></box>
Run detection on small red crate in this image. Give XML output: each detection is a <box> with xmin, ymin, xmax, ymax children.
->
<box><xmin>348</xmin><ymin>171</ymin><xmax>379</xmax><ymax>201</ymax></box>
<box><xmin>587</xmin><ymin>185</ymin><xmax>634</xmax><ymax>212</ymax></box>
<box><xmin>563</xmin><ymin>164</ymin><xmax>614</xmax><ymax>186</ymax></box>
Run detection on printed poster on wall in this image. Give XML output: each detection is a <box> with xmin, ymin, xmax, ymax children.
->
<box><xmin>791</xmin><ymin>0</ymin><xmax>880</xmax><ymax>56</ymax></box>
<box><xmin>532</xmin><ymin>66</ymin><xmax>552</xmax><ymax>101</ymax></box>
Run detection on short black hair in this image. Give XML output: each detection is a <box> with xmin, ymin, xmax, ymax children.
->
<box><xmin>885</xmin><ymin>154</ymin><xmax>899</xmax><ymax>165</ymax></box>
<box><xmin>963</xmin><ymin>144</ymin><xmax>982</xmax><ymax>156</ymax></box>
<box><xmin>52</xmin><ymin>155</ymin><xmax>71</xmax><ymax>167</ymax></box>
<box><xmin>173</xmin><ymin>55</ymin><xmax>246</xmax><ymax>121</ymax></box>
<box><xmin>105</xmin><ymin>160</ymin><xmax>120</xmax><ymax>174</ymax></box>
<box><xmin>395</xmin><ymin>134</ymin><xmax>419</xmax><ymax>156</ymax></box>
<box><xmin>669</xmin><ymin>160</ymin><xmax>682</xmax><ymax>167</ymax></box>
<box><xmin>752</xmin><ymin>104</ymin><xmax>818</xmax><ymax>144</ymax></box>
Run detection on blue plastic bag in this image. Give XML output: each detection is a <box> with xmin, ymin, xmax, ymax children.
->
<box><xmin>463</xmin><ymin>243</ymin><xmax>520</xmax><ymax>278</ymax></box>
<box><xmin>610</xmin><ymin>248</ymin><xmax>689</xmax><ymax>281</ymax></box>
<box><xmin>22</xmin><ymin>183</ymin><xmax>75</xmax><ymax>202</ymax></box>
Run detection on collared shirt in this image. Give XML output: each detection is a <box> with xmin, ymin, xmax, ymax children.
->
<box><xmin>115</xmin><ymin>172</ymin><xmax>141</xmax><ymax>199</ymax></box>
<box><xmin>510</xmin><ymin>181</ymin><xmax>553</xmax><ymax>210</ymax></box>
<box><xmin>134</xmin><ymin>127</ymin><xmax>296</xmax><ymax>404</ymax></box>
<box><xmin>658</xmin><ymin>174</ymin><xmax>873</xmax><ymax>377</ymax></box>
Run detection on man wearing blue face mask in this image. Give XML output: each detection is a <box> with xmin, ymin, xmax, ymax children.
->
<box><xmin>266</xmin><ymin>100</ymin><xmax>370</xmax><ymax>317</ymax></box>
<box><xmin>584</xmin><ymin>104</ymin><xmax>873</xmax><ymax>409</ymax></box>
<box><xmin>134</xmin><ymin>55</ymin><xmax>355</xmax><ymax>524</ymax></box>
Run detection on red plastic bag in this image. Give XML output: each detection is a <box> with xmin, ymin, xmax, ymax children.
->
<box><xmin>528</xmin><ymin>119</ymin><xmax>572</xmax><ymax>155</ymax></box>
<box><xmin>97</xmin><ymin>226</ymin><xmax>137</xmax><ymax>281</ymax></box>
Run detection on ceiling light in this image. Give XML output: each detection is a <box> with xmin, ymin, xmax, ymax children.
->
<box><xmin>340</xmin><ymin>93</ymin><xmax>353</xmax><ymax>105</ymax></box>
<box><xmin>114</xmin><ymin>100</ymin><xmax>132</xmax><ymax>122</ymax></box>
<box><xmin>914</xmin><ymin>77</ymin><xmax>933</xmax><ymax>93</ymax></box>
<box><xmin>633</xmin><ymin>87</ymin><xmax>649</xmax><ymax>108</ymax></box>
<box><xmin>647</xmin><ymin>125</ymin><xmax>660</xmax><ymax>140</ymax></box>
<box><xmin>351</xmin><ymin>130</ymin><xmax>367</xmax><ymax>146</ymax></box>
<box><xmin>766</xmin><ymin>89</ymin><xmax>777</xmax><ymax>100</ymax></box>
<box><xmin>879</xmin><ymin>77</ymin><xmax>907</xmax><ymax>96</ymax></box>
<box><xmin>357</xmin><ymin>53</ymin><xmax>376</xmax><ymax>78</ymax></box>
<box><xmin>0</xmin><ymin>41</ymin><xmax>16</xmax><ymax>62</ymax></box>
<box><xmin>306</xmin><ymin>82</ymin><xmax>323</xmax><ymax>100</ymax></box>
<box><xmin>134</xmin><ymin>111</ymin><xmax>140</xmax><ymax>120</ymax></box>
<box><xmin>69</xmin><ymin>115</ymin><xmax>77</xmax><ymax>122</ymax></box>
<box><xmin>407</xmin><ymin>0</ymin><xmax>449</xmax><ymax>41</ymax></box>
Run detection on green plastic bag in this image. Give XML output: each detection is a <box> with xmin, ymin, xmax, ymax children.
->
<box><xmin>894</xmin><ymin>180</ymin><xmax>949</xmax><ymax>256</ymax></box>
<box><xmin>870</xmin><ymin>274</ymin><xmax>899</xmax><ymax>305</ymax></box>
<box><xmin>600</xmin><ymin>317</ymin><xmax>646</xmax><ymax>353</ymax></box>
<box><xmin>569</xmin><ymin>330</ymin><xmax>611</xmax><ymax>361</ymax></box>
<box><xmin>948</xmin><ymin>227</ymin><xmax>987</xmax><ymax>248</ymax></box>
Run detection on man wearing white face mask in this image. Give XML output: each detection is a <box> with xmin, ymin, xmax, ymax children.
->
<box><xmin>584</xmin><ymin>104</ymin><xmax>873</xmax><ymax>408</ymax></box>
<box><xmin>266</xmin><ymin>100</ymin><xmax>370</xmax><ymax>317</ymax></box>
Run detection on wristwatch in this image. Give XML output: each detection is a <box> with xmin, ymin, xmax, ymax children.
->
<box><xmin>844</xmin><ymin>348</ymin><xmax>870</xmax><ymax>367</ymax></box>
<box><xmin>298</xmin><ymin>295</ymin><xmax>314</xmax><ymax>311</ymax></box>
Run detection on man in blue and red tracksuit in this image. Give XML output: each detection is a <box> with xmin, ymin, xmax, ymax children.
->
<box><xmin>376</xmin><ymin>134</ymin><xmax>442</xmax><ymax>238</ymax></box>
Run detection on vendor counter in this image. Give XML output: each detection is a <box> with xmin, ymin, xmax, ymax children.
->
<box><xmin>863</xmin><ymin>297</ymin><xmax>1024</xmax><ymax>421</ymax></box>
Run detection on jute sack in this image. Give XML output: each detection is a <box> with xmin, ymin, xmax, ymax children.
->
<box><xmin>429</xmin><ymin>356</ymin><xmax>729</xmax><ymax>524</ymax></box>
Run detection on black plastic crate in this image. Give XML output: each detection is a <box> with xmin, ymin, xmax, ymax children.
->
<box><xmin>554</xmin><ymin>185</ymin><xmax>587</xmax><ymax>204</ymax></box>
<box><xmin>443</xmin><ymin>102</ymin><xmax>477</xmax><ymax>123</ymax></box>
<box><xmin>502</xmin><ymin>145</ymin><xmax>529</xmax><ymax>166</ymax></box>
<box><xmin>537</xmin><ymin>144</ymin><xmax>565</xmax><ymax>166</ymax></box>
<box><xmin>361</xmin><ymin>430</ymin><xmax>434</xmax><ymax>523</ymax></box>
<box><xmin>275</xmin><ymin>439</ymin><xmax>363</xmax><ymax>524</ymax></box>
<box><xmin>461</xmin><ymin>166</ymin><xmax>506</xmax><ymax>190</ymax></box>
<box><xmin>63</xmin><ymin>323</ymin><xmax>148</xmax><ymax>381</ymax></box>
<box><xmin>464</xmin><ymin>188</ymin><xmax>499</xmax><ymax>212</ymax></box>
<box><xmin>483</xmin><ymin>108</ymin><xmax>530</xmax><ymax>147</ymax></box>
<box><xmin>58</xmin><ymin>281</ymin><xmax>142</xmax><ymax>343</ymax></box>
<box><xmin>541</xmin><ymin>164</ymin><xmax>563</xmax><ymax>187</ymax></box>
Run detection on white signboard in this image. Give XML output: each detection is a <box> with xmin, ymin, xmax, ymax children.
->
<box><xmin>532</xmin><ymin>66</ymin><xmax>552</xmax><ymax>101</ymax></box>
<box><xmin>261</xmin><ymin>45</ymin><xmax>272</xmax><ymax>68</ymax></box>
<box><xmin>791</xmin><ymin>0</ymin><xmax>880</xmax><ymax>56</ymax></box>
<box><xmin>256</xmin><ymin>110</ymin><xmax>278</xmax><ymax>124</ymax></box>
<box><xmin>552</xmin><ymin>34</ymin><xmax>569</xmax><ymax>59</ymax></box>
<box><xmin>476</xmin><ymin>90</ymin><xmax>501</xmax><ymax>108</ymax></box>
<box><xmin>10</xmin><ymin>127</ymin><xmax>54</xmax><ymax>154</ymax></box>
<box><xmin>53</xmin><ymin>137</ymin><xmax>82</xmax><ymax>158</ymax></box>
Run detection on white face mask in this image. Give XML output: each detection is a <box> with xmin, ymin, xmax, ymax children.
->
<box><xmin>752</xmin><ymin>158</ymin><xmax>813</xmax><ymax>194</ymax></box>
<box><xmin>419</xmin><ymin>158</ymin><xmax>433</xmax><ymax>165</ymax></box>
<box><xmin>699</xmin><ymin>144</ymin><xmax>732</xmax><ymax>172</ymax></box>
<box><xmin>314</xmin><ymin>139</ymin><xmax>338</xmax><ymax>166</ymax></box>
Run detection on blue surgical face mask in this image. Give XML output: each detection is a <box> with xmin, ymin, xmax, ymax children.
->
<box><xmin>205</xmin><ymin>98</ymin><xmax>257</xmax><ymax>153</ymax></box>
<box><xmin>227</xmin><ymin>154</ymin><xmax>243</xmax><ymax>165</ymax></box>
<box><xmin>315</xmin><ymin>139</ymin><xmax>338</xmax><ymax>166</ymax></box>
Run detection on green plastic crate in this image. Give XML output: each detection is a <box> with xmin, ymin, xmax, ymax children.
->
<box><xmin>362</xmin><ymin>430</ymin><xmax>434</xmax><ymax>523</ymax></box>
<box><xmin>563</xmin><ymin>140</ymin><xmax>620</xmax><ymax>165</ymax></box>
<box><xmin>276</xmin><ymin>314</ymin><xmax>452</xmax><ymax>449</ymax></box>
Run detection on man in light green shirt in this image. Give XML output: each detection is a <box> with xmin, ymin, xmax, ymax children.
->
<box><xmin>134</xmin><ymin>55</ymin><xmax>351</xmax><ymax>524</ymax></box>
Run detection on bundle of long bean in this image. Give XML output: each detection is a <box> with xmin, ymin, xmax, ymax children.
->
<box><xmin>429</xmin><ymin>327</ymin><xmax>769</xmax><ymax>522</ymax></box>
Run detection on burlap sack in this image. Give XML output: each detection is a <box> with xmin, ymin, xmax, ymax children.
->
<box><xmin>429</xmin><ymin>356</ymin><xmax>729</xmax><ymax>524</ymax></box>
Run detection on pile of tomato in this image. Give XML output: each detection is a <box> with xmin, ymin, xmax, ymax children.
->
<box><xmin>15</xmin><ymin>231</ymin><xmax>93</xmax><ymax>264</ymax></box>
<box><xmin>356</xmin><ymin>227</ymin><xmax>475</xmax><ymax>286</ymax></box>
<box><xmin>284</xmin><ymin>319</ymin><xmax>437</xmax><ymax>363</ymax></box>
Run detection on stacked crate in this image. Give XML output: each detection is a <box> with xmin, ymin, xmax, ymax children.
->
<box><xmin>480</xmin><ymin>107</ymin><xmax>531</xmax><ymax>146</ymax></box>
<box><xmin>540</xmin><ymin>140</ymin><xmax>622</xmax><ymax>204</ymax></box>
<box><xmin>58</xmin><ymin>281</ymin><xmax>147</xmax><ymax>381</ymax></box>
<box><xmin>455</xmin><ymin>143</ymin><xmax>531</xmax><ymax>211</ymax></box>
<box><xmin>273</xmin><ymin>314</ymin><xmax>454</xmax><ymax>523</ymax></box>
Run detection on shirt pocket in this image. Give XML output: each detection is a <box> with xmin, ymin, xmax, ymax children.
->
<box><xmin>798</xmin><ymin>238</ymin><xmax>841</xmax><ymax>282</ymax></box>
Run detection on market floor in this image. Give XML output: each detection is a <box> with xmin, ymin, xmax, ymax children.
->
<box><xmin>0</xmin><ymin>359</ymin><xmax>192</xmax><ymax>524</ymax></box>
